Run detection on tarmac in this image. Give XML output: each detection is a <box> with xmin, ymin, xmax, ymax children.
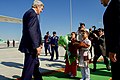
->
<box><xmin>0</xmin><ymin>43</ymin><xmax>66</xmax><ymax>80</ymax></box>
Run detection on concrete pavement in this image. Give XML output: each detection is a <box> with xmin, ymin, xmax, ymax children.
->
<box><xmin>0</xmin><ymin>43</ymin><xmax>66</xmax><ymax>80</ymax></box>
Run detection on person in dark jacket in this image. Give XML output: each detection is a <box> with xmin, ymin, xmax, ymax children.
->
<box><xmin>92</xmin><ymin>28</ymin><xmax>110</xmax><ymax>72</ymax></box>
<box><xmin>44</xmin><ymin>31</ymin><xmax>51</xmax><ymax>56</ymax></box>
<box><xmin>18</xmin><ymin>1</ymin><xmax>44</xmax><ymax>80</ymax></box>
<box><xmin>49</xmin><ymin>31</ymin><xmax>59</xmax><ymax>61</ymax></box>
<box><xmin>101</xmin><ymin>0</ymin><xmax>120</xmax><ymax>80</ymax></box>
<box><xmin>13</xmin><ymin>40</ymin><xmax>15</xmax><ymax>47</ymax></box>
<box><xmin>7</xmin><ymin>40</ymin><xmax>10</xmax><ymax>47</ymax></box>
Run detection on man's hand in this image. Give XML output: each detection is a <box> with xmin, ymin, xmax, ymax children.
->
<box><xmin>51</xmin><ymin>44</ymin><xmax>55</xmax><ymax>47</ymax></box>
<box><xmin>36</xmin><ymin>45</ymin><xmax>43</xmax><ymax>55</ymax></box>
<box><xmin>93</xmin><ymin>33</ymin><xmax>98</xmax><ymax>38</ymax></box>
<box><xmin>109</xmin><ymin>52</ymin><xmax>117</xmax><ymax>62</ymax></box>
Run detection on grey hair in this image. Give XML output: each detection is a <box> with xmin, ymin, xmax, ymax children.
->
<box><xmin>32</xmin><ymin>0</ymin><xmax>44</xmax><ymax>8</ymax></box>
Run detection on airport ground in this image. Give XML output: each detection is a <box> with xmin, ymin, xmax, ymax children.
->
<box><xmin>0</xmin><ymin>43</ymin><xmax>111</xmax><ymax>80</ymax></box>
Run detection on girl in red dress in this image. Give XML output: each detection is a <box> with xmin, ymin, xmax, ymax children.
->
<box><xmin>64</xmin><ymin>32</ymin><xmax>78</xmax><ymax>77</ymax></box>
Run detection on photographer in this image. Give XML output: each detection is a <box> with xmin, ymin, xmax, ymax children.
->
<box><xmin>88</xmin><ymin>26</ymin><xmax>98</xmax><ymax>62</ymax></box>
<box><xmin>91</xmin><ymin>28</ymin><xmax>111</xmax><ymax>72</ymax></box>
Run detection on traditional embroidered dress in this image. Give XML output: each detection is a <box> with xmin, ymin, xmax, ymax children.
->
<box><xmin>65</xmin><ymin>39</ymin><xmax>78</xmax><ymax>77</ymax></box>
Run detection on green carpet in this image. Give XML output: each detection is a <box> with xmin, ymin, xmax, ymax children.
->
<box><xmin>43</xmin><ymin>61</ymin><xmax>112</xmax><ymax>80</ymax></box>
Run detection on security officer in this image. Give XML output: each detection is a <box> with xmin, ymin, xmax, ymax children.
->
<box><xmin>44</xmin><ymin>31</ymin><xmax>51</xmax><ymax>56</ymax></box>
<box><xmin>101</xmin><ymin>0</ymin><xmax>120</xmax><ymax>79</ymax></box>
<box><xmin>49</xmin><ymin>31</ymin><xmax>59</xmax><ymax>61</ymax></box>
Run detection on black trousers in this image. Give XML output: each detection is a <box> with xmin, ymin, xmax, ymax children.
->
<box><xmin>93</xmin><ymin>54</ymin><xmax>110</xmax><ymax>69</ymax></box>
<box><xmin>44</xmin><ymin>44</ymin><xmax>51</xmax><ymax>55</ymax></box>
<box><xmin>93</xmin><ymin>48</ymin><xmax>110</xmax><ymax>69</ymax></box>
<box><xmin>111</xmin><ymin>54</ymin><xmax>120</xmax><ymax>80</ymax></box>
<box><xmin>51</xmin><ymin>46</ymin><xmax>59</xmax><ymax>60</ymax></box>
<box><xmin>21</xmin><ymin>53</ymin><xmax>43</xmax><ymax>80</ymax></box>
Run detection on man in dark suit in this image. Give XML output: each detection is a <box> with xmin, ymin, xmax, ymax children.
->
<box><xmin>101</xmin><ymin>0</ymin><xmax>120</xmax><ymax>80</ymax></box>
<box><xmin>18</xmin><ymin>0</ymin><xmax>44</xmax><ymax>80</ymax></box>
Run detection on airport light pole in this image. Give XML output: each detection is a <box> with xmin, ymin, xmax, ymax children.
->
<box><xmin>70</xmin><ymin>0</ymin><xmax>72</xmax><ymax>33</ymax></box>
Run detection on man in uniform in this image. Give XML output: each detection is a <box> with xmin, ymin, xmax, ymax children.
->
<box><xmin>44</xmin><ymin>31</ymin><xmax>51</xmax><ymax>56</ymax></box>
<box><xmin>49</xmin><ymin>31</ymin><xmax>59</xmax><ymax>61</ymax></box>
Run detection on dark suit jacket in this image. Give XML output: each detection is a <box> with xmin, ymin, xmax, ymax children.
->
<box><xmin>18</xmin><ymin>9</ymin><xmax>42</xmax><ymax>54</ymax></box>
<box><xmin>103</xmin><ymin>0</ymin><xmax>120</xmax><ymax>55</ymax></box>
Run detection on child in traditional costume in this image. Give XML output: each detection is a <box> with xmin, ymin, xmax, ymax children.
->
<box><xmin>79</xmin><ymin>30</ymin><xmax>91</xmax><ymax>80</ymax></box>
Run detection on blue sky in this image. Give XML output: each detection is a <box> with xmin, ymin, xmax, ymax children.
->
<box><xmin>0</xmin><ymin>0</ymin><xmax>106</xmax><ymax>41</ymax></box>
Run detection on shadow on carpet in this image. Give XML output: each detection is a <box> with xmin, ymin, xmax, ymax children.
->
<box><xmin>43</xmin><ymin>61</ymin><xmax>112</xmax><ymax>80</ymax></box>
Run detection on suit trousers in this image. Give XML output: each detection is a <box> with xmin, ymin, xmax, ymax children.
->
<box><xmin>93</xmin><ymin>48</ymin><xmax>109</xmax><ymax>69</ymax></box>
<box><xmin>21</xmin><ymin>53</ymin><xmax>43</xmax><ymax>80</ymax></box>
<box><xmin>51</xmin><ymin>46</ymin><xmax>58</xmax><ymax>60</ymax></box>
<box><xmin>111</xmin><ymin>54</ymin><xmax>120</xmax><ymax>80</ymax></box>
<box><xmin>44</xmin><ymin>44</ymin><xmax>51</xmax><ymax>55</ymax></box>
